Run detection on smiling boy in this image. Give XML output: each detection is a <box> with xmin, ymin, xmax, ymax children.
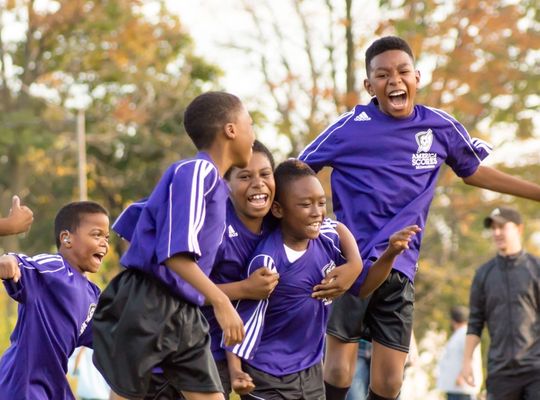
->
<box><xmin>299</xmin><ymin>36</ymin><xmax>540</xmax><ymax>400</ymax></box>
<box><xmin>0</xmin><ymin>201</ymin><xmax>109</xmax><ymax>400</ymax></box>
<box><xmin>226</xmin><ymin>160</ymin><xmax>419</xmax><ymax>400</ymax></box>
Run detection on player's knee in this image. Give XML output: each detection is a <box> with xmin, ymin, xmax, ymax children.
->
<box><xmin>324</xmin><ymin>363</ymin><xmax>354</xmax><ymax>387</ymax></box>
<box><xmin>371</xmin><ymin>371</ymin><xmax>403</xmax><ymax>397</ymax></box>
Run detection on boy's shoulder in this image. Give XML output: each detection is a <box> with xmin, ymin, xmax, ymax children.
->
<box><xmin>14</xmin><ymin>252</ymin><xmax>65</xmax><ymax>271</ymax></box>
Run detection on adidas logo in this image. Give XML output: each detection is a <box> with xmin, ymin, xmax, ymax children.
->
<box><xmin>228</xmin><ymin>225</ymin><xmax>238</xmax><ymax>238</ymax></box>
<box><xmin>354</xmin><ymin>111</ymin><xmax>371</xmax><ymax>121</ymax></box>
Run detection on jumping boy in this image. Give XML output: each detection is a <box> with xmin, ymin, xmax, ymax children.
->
<box><xmin>92</xmin><ymin>91</ymin><xmax>255</xmax><ymax>400</ymax></box>
<box><xmin>299</xmin><ymin>36</ymin><xmax>540</xmax><ymax>400</ymax></box>
<box><xmin>0</xmin><ymin>201</ymin><xmax>110</xmax><ymax>400</ymax></box>
<box><xmin>226</xmin><ymin>160</ymin><xmax>419</xmax><ymax>400</ymax></box>
<box><xmin>0</xmin><ymin>195</ymin><xmax>33</xmax><ymax>236</ymax></box>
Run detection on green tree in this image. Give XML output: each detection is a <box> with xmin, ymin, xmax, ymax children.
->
<box><xmin>0</xmin><ymin>0</ymin><xmax>221</xmax><ymax>352</ymax></box>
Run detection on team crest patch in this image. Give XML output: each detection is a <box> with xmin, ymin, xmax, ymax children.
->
<box><xmin>412</xmin><ymin>129</ymin><xmax>437</xmax><ymax>169</ymax></box>
<box><xmin>79</xmin><ymin>303</ymin><xmax>96</xmax><ymax>336</ymax></box>
<box><xmin>321</xmin><ymin>261</ymin><xmax>336</xmax><ymax>305</ymax></box>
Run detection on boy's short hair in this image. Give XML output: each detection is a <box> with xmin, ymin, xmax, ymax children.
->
<box><xmin>450</xmin><ymin>305</ymin><xmax>469</xmax><ymax>323</ymax></box>
<box><xmin>54</xmin><ymin>201</ymin><xmax>109</xmax><ymax>248</ymax></box>
<box><xmin>183</xmin><ymin>91</ymin><xmax>243</xmax><ymax>150</ymax></box>
<box><xmin>274</xmin><ymin>159</ymin><xmax>316</xmax><ymax>202</ymax></box>
<box><xmin>224</xmin><ymin>139</ymin><xmax>275</xmax><ymax>180</ymax></box>
<box><xmin>365</xmin><ymin>36</ymin><xmax>415</xmax><ymax>76</ymax></box>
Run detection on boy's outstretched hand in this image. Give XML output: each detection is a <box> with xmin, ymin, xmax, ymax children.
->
<box><xmin>386</xmin><ymin>225</ymin><xmax>422</xmax><ymax>256</ymax></box>
<box><xmin>0</xmin><ymin>255</ymin><xmax>21</xmax><ymax>282</ymax></box>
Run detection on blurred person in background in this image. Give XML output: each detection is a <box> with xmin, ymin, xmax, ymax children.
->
<box><xmin>458</xmin><ymin>207</ymin><xmax>540</xmax><ymax>400</ymax></box>
<box><xmin>437</xmin><ymin>306</ymin><xmax>482</xmax><ymax>400</ymax></box>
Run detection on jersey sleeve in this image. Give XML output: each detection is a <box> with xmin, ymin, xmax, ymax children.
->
<box><xmin>467</xmin><ymin>268</ymin><xmax>486</xmax><ymax>337</ymax></box>
<box><xmin>298</xmin><ymin>110</ymin><xmax>355</xmax><ymax>172</ymax></box>
<box><xmin>438</xmin><ymin>111</ymin><xmax>492</xmax><ymax>177</ymax></box>
<box><xmin>112</xmin><ymin>199</ymin><xmax>147</xmax><ymax>242</ymax></box>
<box><xmin>155</xmin><ymin>160</ymin><xmax>219</xmax><ymax>264</ymax></box>
<box><xmin>2</xmin><ymin>253</ymin><xmax>64</xmax><ymax>304</ymax></box>
<box><xmin>224</xmin><ymin>254</ymin><xmax>277</xmax><ymax>360</ymax></box>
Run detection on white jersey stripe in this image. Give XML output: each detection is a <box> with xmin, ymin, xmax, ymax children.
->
<box><xmin>426</xmin><ymin>106</ymin><xmax>487</xmax><ymax>163</ymax></box>
<box><xmin>298</xmin><ymin>110</ymin><xmax>355</xmax><ymax>161</ymax></box>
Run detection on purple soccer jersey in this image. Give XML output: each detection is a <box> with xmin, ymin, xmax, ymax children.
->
<box><xmin>113</xmin><ymin>152</ymin><xmax>229</xmax><ymax>306</ymax></box>
<box><xmin>202</xmin><ymin>199</ymin><xmax>266</xmax><ymax>361</ymax></box>
<box><xmin>299</xmin><ymin>99</ymin><xmax>491</xmax><ymax>282</ymax></box>
<box><xmin>226</xmin><ymin>219</ymin><xmax>345</xmax><ymax>376</ymax></box>
<box><xmin>0</xmin><ymin>253</ymin><xmax>100</xmax><ymax>400</ymax></box>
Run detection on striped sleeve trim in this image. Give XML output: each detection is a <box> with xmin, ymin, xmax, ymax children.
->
<box><xmin>167</xmin><ymin>159</ymin><xmax>217</xmax><ymax>258</ymax></box>
<box><xmin>14</xmin><ymin>253</ymin><xmax>66</xmax><ymax>273</ymax></box>
<box><xmin>229</xmin><ymin>254</ymin><xmax>276</xmax><ymax>359</ymax></box>
<box><xmin>426</xmin><ymin>106</ymin><xmax>493</xmax><ymax>162</ymax></box>
<box><xmin>298</xmin><ymin>110</ymin><xmax>355</xmax><ymax>161</ymax></box>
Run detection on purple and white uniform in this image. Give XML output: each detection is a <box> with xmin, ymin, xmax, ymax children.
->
<box><xmin>299</xmin><ymin>99</ymin><xmax>491</xmax><ymax>282</ymax></box>
<box><xmin>0</xmin><ymin>253</ymin><xmax>100</xmax><ymax>400</ymax></box>
<box><xmin>202</xmin><ymin>199</ymin><xmax>267</xmax><ymax>362</ymax></box>
<box><xmin>226</xmin><ymin>219</ymin><xmax>345</xmax><ymax>376</ymax></box>
<box><xmin>113</xmin><ymin>152</ymin><xmax>229</xmax><ymax>306</ymax></box>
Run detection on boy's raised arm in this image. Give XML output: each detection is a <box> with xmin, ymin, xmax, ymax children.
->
<box><xmin>358</xmin><ymin>225</ymin><xmax>421</xmax><ymax>298</ymax></box>
<box><xmin>463</xmin><ymin>165</ymin><xmax>540</xmax><ymax>201</ymax></box>
<box><xmin>165</xmin><ymin>254</ymin><xmax>244</xmax><ymax>346</ymax></box>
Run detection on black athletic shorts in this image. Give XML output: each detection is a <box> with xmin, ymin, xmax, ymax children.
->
<box><xmin>240</xmin><ymin>362</ymin><xmax>324</xmax><ymax>400</ymax></box>
<box><xmin>145</xmin><ymin>359</ymin><xmax>231</xmax><ymax>400</ymax></box>
<box><xmin>92</xmin><ymin>269</ymin><xmax>223</xmax><ymax>399</ymax></box>
<box><xmin>486</xmin><ymin>370</ymin><xmax>540</xmax><ymax>400</ymax></box>
<box><xmin>327</xmin><ymin>270</ymin><xmax>414</xmax><ymax>352</ymax></box>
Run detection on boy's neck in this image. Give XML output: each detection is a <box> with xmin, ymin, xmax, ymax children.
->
<box><xmin>203</xmin><ymin>144</ymin><xmax>233</xmax><ymax>177</ymax></box>
<box><xmin>280</xmin><ymin>227</ymin><xmax>310</xmax><ymax>251</ymax></box>
<box><xmin>237</xmin><ymin>214</ymin><xmax>263</xmax><ymax>235</ymax></box>
<box><xmin>59</xmin><ymin>250</ymin><xmax>86</xmax><ymax>276</ymax></box>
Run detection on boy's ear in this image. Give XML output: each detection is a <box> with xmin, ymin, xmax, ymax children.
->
<box><xmin>60</xmin><ymin>230</ymin><xmax>72</xmax><ymax>247</ymax></box>
<box><xmin>363</xmin><ymin>78</ymin><xmax>375</xmax><ymax>97</ymax></box>
<box><xmin>224</xmin><ymin>122</ymin><xmax>236</xmax><ymax>139</ymax></box>
<box><xmin>271</xmin><ymin>201</ymin><xmax>283</xmax><ymax>219</ymax></box>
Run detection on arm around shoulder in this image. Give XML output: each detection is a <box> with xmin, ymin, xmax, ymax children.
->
<box><xmin>311</xmin><ymin>222</ymin><xmax>362</xmax><ymax>300</ymax></box>
<box><xmin>463</xmin><ymin>165</ymin><xmax>540</xmax><ymax>201</ymax></box>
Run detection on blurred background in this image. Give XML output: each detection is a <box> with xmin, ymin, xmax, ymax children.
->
<box><xmin>0</xmin><ymin>0</ymin><xmax>538</xmax><ymax>398</ymax></box>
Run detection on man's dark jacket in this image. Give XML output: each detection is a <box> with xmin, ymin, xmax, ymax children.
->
<box><xmin>467</xmin><ymin>251</ymin><xmax>540</xmax><ymax>377</ymax></box>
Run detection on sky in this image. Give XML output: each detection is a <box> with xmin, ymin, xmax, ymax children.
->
<box><xmin>165</xmin><ymin>0</ymin><xmax>540</xmax><ymax>165</ymax></box>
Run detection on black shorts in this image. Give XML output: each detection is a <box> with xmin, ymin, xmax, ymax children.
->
<box><xmin>240</xmin><ymin>362</ymin><xmax>324</xmax><ymax>400</ymax></box>
<box><xmin>92</xmin><ymin>269</ymin><xmax>223</xmax><ymax>399</ymax></box>
<box><xmin>327</xmin><ymin>270</ymin><xmax>414</xmax><ymax>352</ymax></box>
<box><xmin>486</xmin><ymin>370</ymin><xmax>540</xmax><ymax>400</ymax></box>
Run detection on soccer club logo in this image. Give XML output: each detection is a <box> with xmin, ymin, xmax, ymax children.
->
<box><xmin>415</xmin><ymin>129</ymin><xmax>433</xmax><ymax>152</ymax></box>
<box><xmin>411</xmin><ymin>129</ymin><xmax>437</xmax><ymax>169</ymax></box>
<box><xmin>79</xmin><ymin>303</ymin><xmax>97</xmax><ymax>336</ymax></box>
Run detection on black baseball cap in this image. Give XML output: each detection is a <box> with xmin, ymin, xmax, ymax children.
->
<box><xmin>483</xmin><ymin>207</ymin><xmax>522</xmax><ymax>228</ymax></box>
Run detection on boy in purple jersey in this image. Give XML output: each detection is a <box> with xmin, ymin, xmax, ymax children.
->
<box><xmin>298</xmin><ymin>36</ymin><xmax>540</xmax><ymax>400</ymax></box>
<box><xmin>0</xmin><ymin>195</ymin><xmax>33</xmax><ymax>236</ymax></box>
<box><xmin>92</xmin><ymin>92</ymin><xmax>254</xmax><ymax>400</ymax></box>
<box><xmin>226</xmin><ymin>160</ymin><xmax>419</xmax><ymax>400</ymax></box>
<box><xmin>202</xmin><ymin>140</ymin><xmax>278</xmax><ymax>397</ymax></box>
<box><xmin>147</xmin><ymin>140</ymin><xmax>279</xmax><ymax>399</ymax></box>
<box><xmin>0</xmin><ymin>201</ymin><xmax>110</xmax><ymax>400</ymax></box>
